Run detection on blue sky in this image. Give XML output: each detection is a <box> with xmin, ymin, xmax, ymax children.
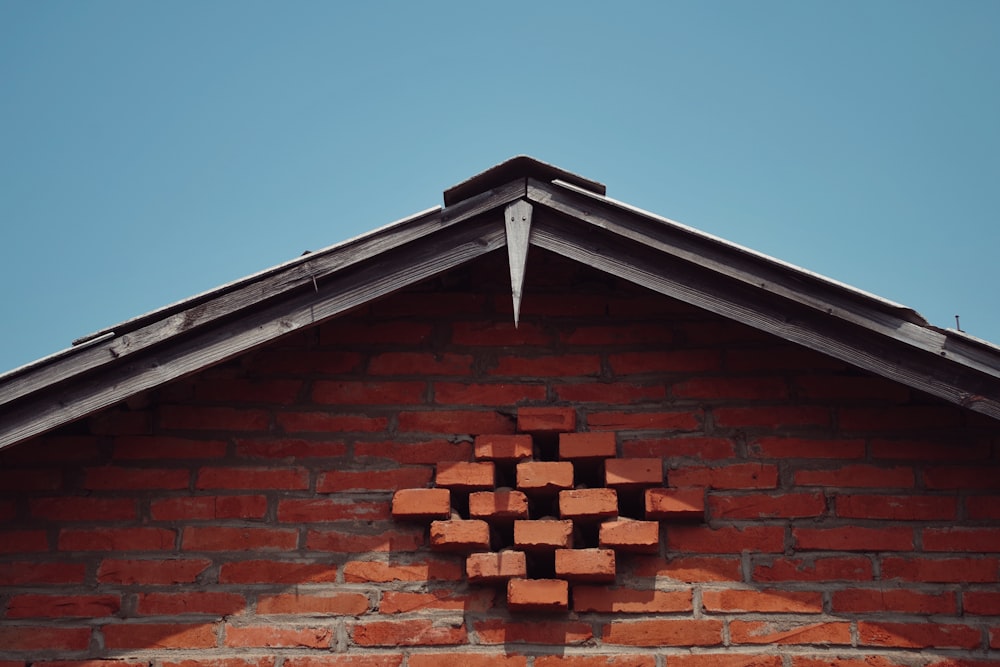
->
<box><xmin>1</xmin><ymin>1</ymin><xmax>998</xmax><ymax>374</ymax></box>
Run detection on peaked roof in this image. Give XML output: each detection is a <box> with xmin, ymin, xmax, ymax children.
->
<box><xmin>2</xmin><ymin>156</ymin><xmax>999</xmax><ymax>451</ymax></box>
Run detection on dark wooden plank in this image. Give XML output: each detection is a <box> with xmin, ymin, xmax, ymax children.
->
<box><xmin>504</xmin><ymin>200</ymin><xmax>533</xmax><ymax>327</ymax></box>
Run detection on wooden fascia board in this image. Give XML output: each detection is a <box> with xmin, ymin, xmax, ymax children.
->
<box><xmin>0</xmin><ymin>219</ymin><xmax>508</xmax><ymax>452</ymax></box>
<box><xmin>526</xmin><ymin>178</ymin><xmax>1000</xmax><ymax>386</ymax></box>
<box><xmin>0</xmin><ymin>179</ymin><xmax>528</xmax><ymax>412</ymax></box>
<box><xmin>529</xmin><ymin>210</ymin><xmax>1000</xmax><ymax>419</ymax></box>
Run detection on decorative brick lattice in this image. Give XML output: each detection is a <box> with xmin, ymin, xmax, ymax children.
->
<box><xmin>392</xmin><ymin>406</ymin><xmax>707</xmax><ymax>612</ymax></box>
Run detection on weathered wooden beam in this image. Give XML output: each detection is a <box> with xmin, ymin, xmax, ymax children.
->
<box><xmin>504</xmin><ymin>200</ymin><xmax>533</xmax><ymax>327</ymax></box>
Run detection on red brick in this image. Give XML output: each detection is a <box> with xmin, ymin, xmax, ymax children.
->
<box><xmin>645</xmin><ymin>488</ymin><xmax>706</xmax><ymax>520</ymax></box>
<box><xmin>702</xmin><ymin>589</ymin><xmax>822</xmax><ymax>613</ymax></box>
<box><xmin>90</xmin><ymin>410</ymin><xmax>151</xmax><ymax>435</ymax></box>
<box><xmin>379</xmin><ymin>589</ymin><xmax>494</xmax><ymax>614</ymax></box>
<box><xmin>0</xmin><ymin>470</ymin><xmax>63</xmax><ymax>491</ymax></box>
<box><xmin>517</xmin><ymin>406</ymin><xmax>576</xmax><ymax>434</ymax></box>
<box><xmin>623</xmin><ymin>437</ymin><xmax>735</xmax><ymax>460</ymax></box>
<box><xmin>588</xmin><ymin>410</ymin><xmax>699</xmax><ymax>431</ymax></box>
<box><xmin>136</xmin><ymin>592</ymin><xmax>247</xmax><ymax>616</ymax></box>
<box><xmin>556</xmin><ymin>382</ymin><xmax>667</xmax><ymax>404</ymax></box>
<box><xmin>790</xmin><ymin>659</ymin><xmax>910</xmax><ymax>667</ymax></box>
<box><xmin>397</xmin><ymin>410</ymin><xmax>515</xmax><ymax>435</ymax></box>
<box><xmin>351</xmin><ymin>619</ymin><xmax>467</xmax><ymax>646</ymax></box>
<box><xmin>535</xmin><ymin>657</ymin><xmax>655</xmax><ymax>667</ymax></box>
<box><xmin>104</xmin><ymin>622</ymin><xmax>217</xmax><ymax>649</ymax></box>
<box><xmin>605</xmin><ymin>458</ymin><xmax>663</xmax><ymax>488</ymax></box>
<box><xmin>729</xmin><ymin>620</ymin><xmax>851</xmax><ymax>645</ymax></box>
<box><xmin>317</xmin><ymin>467</ymin><xmax>432</xmax><ymax>492</ymax></box>
<box><xmin>881</xmin><ymin>556</ymin><xmax>999</xmax><ymax>583</ymax></box>
<box><xmin>236</xmin><ymin>438</ymin><xmax>348</xmax><ymax>459</ymax></box>
<box><xmin>430</xmin><ymin>520</ymin><xmax>490</xmax><ymax>552</ymax></box>
<box><xmin>572</xmin><ymin>586</ymin><xmax>692</xmax><ymax>613</ymax></box>
<box><xmin>924</xmin><ymin>527</ymin><xmax>1000</xmax><ymax>552</ymax></box>
<box><xmin>59</xmin><ymin>527</ymin><xmax>175</xmax><ymax>551</ymax></box>
<box><xmin>5</xmin><ymin>594</ymin><xmax>120</xmax><ymax>618</ymax></box>
<box><xmin>0</xmin><ymin>435</ymin><xmax>99</xmax><ymax>464</ymax></box>
<box><xmin>600</xmin><ymin>519</ymin><xmax>659</xmax><ymax>553</ymax></box>
<box><xmin>312</xmin><ymin>380</ymin><xmax>425</xmax><ymax>405</ymax></box>
<box><xmin>306</xmin><ymin>528</ymin><xmax>422</xmax><ymax>553</ymax></box>
<box><xmin>277</xmin><ymin>412</ymin><xmax>387</xmax><ymax>433</ymax></box>
<box><xmin>391</xmin><ymin>488</ymin><xmax>451</xmax><ymax>521</ymax></box>
<box><xmin>436</xmin><ymin>461</ymin><xmax>495</xmax><ymax>490</ymax></box>
<box><xmin>559</xmin><ymin>432</ymin><xmax>616</xmax><ymax>459</ymax></box>
<box><xmin>858</xmin><ymin>621</ymin><xmax>981</xmax><ymax>649</ymax></box>
<box><xmin>409</xmin><ymin>655</ymin><xmax>524</xmax><ymax>667</ymax></box>
<box><xmin>0</xmin><ymin>561</ymin><xmax>86</xmax><ymax>585</ymax></box>
<box><xmin>839</xmin><ymin>406</ymin><xmax>964</xmax><ymax>431</ymax></box>
<box><xmin>602</xmin><ymin>619</ymin><xmax>723</xmax><ymax>646</ymax></box>
<box><xmin>832</xmin><ymin>588</ymin><xmax>956</xmax><ymax>614</ymax></box>
<box><xmin>0</xmin><ymin>625</ymin><xmax>91</xmax><ymax>650</ymax></box>
<box><xmin>193</xmin><ymin>379</ymin><xmax>301</xmax><ymax>404</ymax></box>
<box><xmin>968</xmin><ymin>496</ymin><xmax>1000</xmax><ymax>519</ymax></box>
<box><xmin>924</xmin><ymin>466</ymin><xmax>1000</xmax><ymax>490</ymax></box>
<box><xmin>836</xmin><ymin>494</ymin><xmax>956</xmax><ymax>520</ymax></box>
<box><xmin>673</xmin><ymin>376</ymin><xmax>788</xmax><ymax>400</ymax></box>
<box><xmin>516</xmin><ymin>461</ymin><xmax>574</xmax><ymax>493</ymax></box>
<box><xmin>257</xmin><ymin>593</ymin><xmax>369</xmax><ymax>615</ymax></box>
<box><xmin>30</xmin><ymin>497</ymin><xmax>136</xmax><ymax>521</ymax></box>
<box><xmin>474</xmin><ymin>434</ymin><xmax>533</xmax><ymax>461</ymax></box>
<box><xmin>507</xmin><ymin>578</ymin><xmax>569</xmax><ymax>612</ymax></box>
<box><xmin>451</xmin><ymin>319</ymin><xmax>552</xmax><ymax>345</ymax></box>
<box><xmin>39</xmin><ymin>661</ymin><xmax>153</xmax><ymax>667</ymax></box>
<box><xmin>220</xmin><ymin>560</ymin><xmax>337</xmax><ymax>584</ymax></box>
<box><xmin>113</xmin><ymin>436</ymin><xmax>228</xmax><ymax>459</ymax></box>
<box><xmin>794</xmin><ymin>527</ymin><xmax>912</xmax><ymax>552</ymax></box>
<box><xmin>99</xmin><ymin>558</ymin><xmax>211</xmax><ymax>584</ymax></box>
<box><xmin>0</xmin><ymin>530</ymin><xmax>48</xmax><ymax>552</ymax></box>
<box><xmin>871</xmin><ymin>438</ymin><xmax>991</xmax><ymax>461</ymax></box>
<box><xmin>710</xmin><ymin>492</ymin><xmax>826</xmax><ymax>520</ymax></box>
<box><xmin>795</xmin><ymin>465</ymin><xmax>913</xmax><ymax>488</ymax></box>
<box><xmin>321</xmin><ymin>321</ymin><xmax>432</xmax><ymax>344</ymax></box>
<box><xmin>752</xmin><ymin>556</ymin><xmax>873</xmax><ymax>582</ymax></box>
<box><xmin>159</xmin><ymin>405</ymin><xmax>270</xmax><ymax>431</ymax></box>
<box><xmin>671</xmin><ymin>657</ymin><xmax>782</xmax><ymax>667</ymax></box>
<box><xmin>560</xmin><ymin>488</ymin><xmax>618</xmax><ymax>521</ymax></box>
<box><xmin>555</xmin><ymin>548</ymin><xmax>616</xmax><ymax>582</ymax></box>
<box><xmin>356</xmin><ymin>439</ymin><xmax>471</xmax><ymax>464</ymax></box>
<box><xmin>965</xmin><ymin>591</ymin><xmax>1000</xmax><ymax>615</ymax></box>
<box><xmin>514</xmin><ymin>519</ymin><xmax>573</xmax><ymax>550</ymax></box>
<box><xmin>610</xmin><ymin>350</ymin><xmax>720</xmax><ymax>374</ymax></box>
<box><xmin>84</xmin><ymin>466</ymin><xmax>190</xmax><ymax>490</ymax></box>
<box><xmin>469</xmin><ymin>490</ymin><xmax>529</xmax><ymax>520</ymax></box>
<box><xmin>631</xmin><ymin>555</ymin><xmax>742</xmax><ymax>582</ymax></box>
<box><xmin>151</xmin><ymin>495</ymin><xmax>268</xmax><ymax>521</ymax></box>
<box><xmin>562</xmin><ymin>323</ymin><xmax>675</xmax><ymax>345</ymax></box>
<box><xmin>367</xmin><ymin>352</ymin><xmax>473</xmax><ymax>375</ymax></box>
<box><xmin>509</xmin><ymin>293</ymin><xmax>607</xmax><ymax>317</ymax></box>
<box><xmin>225</xmin><ymin>623</ymin><xmax>333</xmax><ymax>648</ymax></box>
<box><xmin>667</xmin><ymin>525</ymin><xmax>785</xmax><ymax>554</ymax></box>
<box><xmin>343</xmin><ymin>558</ymin><xmax>462</xmax><ymax>583</ymax></box>
<box><xmin>466</xmin><ymin>551</ymin><xmax>528</xmax><ymax>582</ymax></box>
<box><xmin>196</xmin><ymin>466</ymin><xmax>308</xmax><ymax>490</ymax></box>
<box><xmin>749</xmin><ymin>436</ymin><xmax>866</xmax><ymax>459</ymax></box>
<box><xmin>493</xmin><ymin>354</ymin><xmax>600</xmax><ymax>377</ymax></box>
<box><xmin>182</xmin><ymin>526</ymin><xmax>296</xmax><ymax>551</ymax></box>
<box><xmin>670</xmin><ymin>463</ymin><xmax>778</xmax><ymax>490</ymax></box>
<box><xmin>713</xmin><ymin>406</ymin><xmax>830</xmax><ymax>429</ymax></box>
<box><xmin>474</xmin><ymin>618</ymin><xmax>592</xmax><ymax>644</ymax></box>
<box><xmin>436</xmin><ymin>382</ymin><xmax>548</xmax><ymax>405</ymax></box>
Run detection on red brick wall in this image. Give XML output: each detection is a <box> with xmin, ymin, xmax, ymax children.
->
<box><xmin>1</xmin><ymin>250</ymin><xmax>999</xmax><ymax>666</ymax></box>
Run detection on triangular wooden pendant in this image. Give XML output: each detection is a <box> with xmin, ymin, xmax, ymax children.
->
<box><xmin>504</xmin><ymin>200</ymin><xmax>533</xmax><ymax>327</ymax></box>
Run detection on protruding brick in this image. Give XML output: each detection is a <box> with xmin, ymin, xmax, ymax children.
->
<box><xmin>559</xmin><ymin>488</ymin><xmax>618</xmax><ymax>521</ymax></box>
<box><xmin>600</xmin><ymin>519</ymin><xmax>659</xmax><ymax>553</ymax></box>
<box><xmin>559</xmin><ymin>432</ymin><xmax>617</xmax><ymax>460</ymax></box>
<box><xmin>516</xmin><ymin>461</ymin><xmax>574</xmax><ymax>494</ymax></box>
<box><xmin>391</xmin><ymin>488</ymin><xmax>451</xmax><ymax>521</ymax></box>
<box><xmin>436</xmin><ymin>461</ymin><xmax>495</xmax><ymax>490</ymax></box>
<box><xmin>475</xmin><ymin>434</ymin><xmax>533</xmax><ymax>462</ymax></box>
<box><xmin>469</xmin><ymin>490</ymin><xmax>529</xmax><ymax>521</ymax></box>
<box><xmin>514</xmin><ymin>519</ymin><xmax>573</xmax><ymax>550</ymax></box>
<box><xmin>645</xmin><ymin>488</ymin><xmax>705</xmax><ymax>520</ymax></box>
<box><xmin>430</xmin><ymin>520</ymin><xmax>490</xmax><ymax>552</ymax></box>
<box><xmin>508</xmin><ymin>578</ymin><xmax>569</xmax><ymax>612</ymax></box>
<box><xmin>517</xmin><ymin>407</ymin><xmax>576</xmax><ymax>434</ymax></box>
<box><xmin>555</xmin><ymin>548</ymin><xmax>616</xmax><ymax>582</ymax></box>
<box><xmin>466</xmin><ymin>551</ymin><xmax>528</xmax><ymax>582</ymax></box>
<box><xmin>605</xmin><ymin>458</ymin><xmax>663</xmax><ymax>489</ymax></box>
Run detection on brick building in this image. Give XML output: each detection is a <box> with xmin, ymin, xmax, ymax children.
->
<box><xmin>1</xmin><ymin>157</ymin><xmax>999</xmax><ymax>666</ymax></box>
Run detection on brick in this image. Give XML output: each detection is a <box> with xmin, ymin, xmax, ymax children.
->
<box><xmin>871</xmin><ymin>438</ymin><xmax>991</xmax><ymax>461</ymax></box>
<box><xmin>726</xmin><ymin>346</ymin><xmax>844</xmax><ymax>372</ymax></box>
<box><xmin>559</xmin><ymin>488</ymin><xmax>618</xmax><ymax>521</ymax></box>
<box><xmin>397</xmin><ymin>410</ymin><xmax>515</xmax><ymax>435</ymax></box>
<box><xmin>182</xmin><ymin>526</ymin><xmax>297</xmax><ymax>551</ymax></box>
<box><xmin>99</xmin><ymin>558</ymin><xmax>211</xmax><ymax>584</ymax></box>
<box><xmin>514</xmin><ymin>519</ymin><xmax>573</xmax><ymax>550</ymax></box>
<box><xmin>30</xmin><ymin>497</ymin><xmax>137</xmax><ymax>521</ymax></box>
<box><xmin>795</xmin><ymin>465</ymin><xmax>913</xmax><ymax>488</ymax></box>
<box><xmin>881</xmin><ymin>556</ymin><xmax>999</xmax><ymax>583</ymax></box>
<box><xmin>225</xmin><ymin>623</ymin><xmax>334</xmax><ymax>648</ymax></box>
<box><xmin>588</xmin><ymin>410</ymin><xmax>699</xmax><ymax>431</ymax></box>
<box><xmin>605</xmin><ymin>458</ymin><xmax>663</xmax><ymax>488</ymax></box>
<box><xmin>602</xmin><ymin>619</ymin><xmax>723</xmax><ymax>646</ymax></box>
<box><xmin>835</xmin><ymin>494</ymin><xmax>956</xmax><ymax>520</ymax></box>
<box><xmin>430</xmin><ymin>520</ymin><xmax>490</xmax><ymax>552</ymax></box>
<box><xmin>831</xmin><ymin>588</ymin><xmax>956</xmax><ymax>614</ymax></box>
<box><xmin>469</xmin><ymin>490</ymin><xmax>529</xmax><ymax>521</ymax></box>
<box><xmin>451</xmin><ymin>320</ymin><xmax>551</xmax><ymax>345</ymax></box>
<box><xmin>858</xmin><ymin>621</ymin><xmax>981</xmax><ymax>649</ymax></box>
<box><xmin>0</xmin><ymin>625</ymin><xmax>91</xmax><ymax>650</ymax></box>
<box><xmin>367</xmin><ymin>352</ymin><xmax>473</xmax><ymax>375</ymax></box>
<box><xmin>968</xmin><ymin>496</ymin><xmax>1000</xmax><ymax>519</ymax></box>
<box><xmin>220</xmin><ymin>560</ymin><xmax>338</xmax><ymax>584</ymax></box>
<box><xmin>236</xmin><ymin>438</ymin><xmax>348</xmax><ymax>459</ymax></box>
<box><xmin>554</xmin><ymin>548</ymin><xmax>616</xmax><ymax>582</ymax></box>
<box><xmin>103</xmin><ymin>622</ymin><xmax>217</xmax><ymax>649</ymax></box>
<box><xmin>600</xmin><ymin>519</ymin><xmax>659</xmax><ymax>553</ymax></box>
<box><xmin>165</xmin><ymin>659</ymin><xmax>277</xmax><ymax>667</ymax></box>
<box><xmin>632</xmin><ymin>555</ymin><xmax>742</xmax><ymax>582</ymax></box>
<box><xmin>562</xmin><ymin>323</ymin><xmax>675</xmax><ymax>345</ymax></box>
<box><xmin>925</xmin><ymin>466</ymin><xmax>1000</xmax><ymax>489</ymax></box>
<box><xmin>669</xmin><ymin>463</ymin><xmax>778</xmax><ymax>490</ymax></box>
<box><xmin>0</xmin><ymin>561</ymin><xmax>86</xmax><ymax>585</ymax></box>
<box><xmin>151</xmin><ymin>495</ymin><xmax>268</xmax><ymax>521</ymax></box>
<box><xmin>0</xmin><ymin>469</ymin><xmax>63</xmax><ymax>491</ymax></box>
<box><xmin>672</xmin><ymin>376</ymin><xmax>788</xmax><ymax>400</ymax></box>
<box><xmin>924</xmin><ymin>527</ymin><xmax>1000</xmax><ymax>552</ymax></box>
<box><xmin>318</xmin><ymin>467</ymin><xmax>432</xmax><ymax>492</ymax></box>
<box><xmin>474</xmin><ymin>618</ymin><xmax>592</xmax><ymax>645</ymax></box>
<box><xmin>306</xmin><ymin>528</ymin><xmax>423</xmax><ymax>553</ymax></box>
<box><xmin>136</xmin><ymin>592</ymin><xmax>247</xmax><ymax>616</ymax></box>
<box><xmin>517</xmin><ymin>406</ymin><xmax>576</xmax><ymax>434</ymax></box>
<box><xmin>391</xmin><ymin>488</ymin><xmax>451</xmax><ymax>520</ymax></box>
<box><xmin>257</xmin><ymin>593</ymin><xmax>370</xmax><ymax>615</ymax></box>
<box><xmin>729</xmin><ymin>620</ymin><xmax>851</xmax><ymax>645</ymax></box>
<box><xmin>410</xmin><ymin>655</ymin><xmax>525</xmax><ymax>667</ymax></box>
<box><xmin>709</xmin><ymin>492</ymin><xmax>825</xmax><ymax>520</ymax></box>
<box><xmin>556</xmin><ymin>382</ymin><xmax>667</xmax><ymax>404</ymax></box>
<box><xmin>839</xmin><ymin>406</ymin><xmax>963</xmax><ymax>431</ymax></box>
<box><xmin>965</xmin><ymin>591</ymin><xmax>1000</xmax><ymax>615</ymax></box>
<box><xmin>436</xmin><ymin>382</ymin><xmax>547</xmax><ymax>405</ymax></box>
<box><xmin>321</xmin><ymin>320</ymin><xmax>432</xmax><ymax>344</ymax></box>
<box><xmin>559</xmin><ymin>432</ymin><xmax>616</xmax><ymax>460</ymax></box>
<box><xmin>0</xmin><ymin>530</ymin><xmax>48</xmax><ymax>552</ymax></box>
<box><xmin>113</xmin><ymin>436</ymin><xmax>228</xmax><ymax>459</ymax></box>
<box><xmin>250</xmin><ymin>348</ymin><xmax>363</xmax><ymax>375</ymax></box>
<box><xmin>84</xmin><ymin>466</ymin><xmax>190</xmax><ymax>490</ymax></box>
<box><xmin>572</xmin><ymin>586</ymin><xmax>692</xmax><ymax>613</ymax></box>
<box><xmin>749</xmin><ymin>436</ymin><xmax>866</xmax><ymax>459</ymax></box>
<box><xmin>493</xmin><ymin>354</ymin><xmax>601</xmax><ymax>377</ymax></box>
<box><xmin>667</xmin><ymin>525</ymin><xmax>785</xmax><ymax>554</ymax></box>
<box><xmin>790</xmin><ymin>660</ymin><xmax>910</xmax><ymax>667</ymax></box>
<box><xmin>5</xmin><ymin>594</ymin><xmax>120</xmax><ymax>618</ymax></box>
<box><xmin>356</xmin><ymin>439</ymin><xmax>471</xmax><ymax>464</ymax></box>
<box><xmin>793</xmin><ymin>526</ymin><xmax>912</xmax><ymax>551</ymax></box>
<box><xmin>159</xmin><ymin>405</ymin><xmax>270</xmax><ymax>432</ymax></box>
<box><xmin>702</xmin><ymin>589</ymin><xmax>823</xmax><ymax>613</ymax></box>
<box><xmin>516</xmin><ymin>461</ymin><xmax>574</xmax><ymax>493</ymax></box>
<box><xmin>623</xmin><ymin>436</ymin><xmax>735</xmax><ymax>460</ymax></box>
<box><xmin>645</xmin><ymin>488</ymin><xmax>705</xmax><ymax>520</ymax></box>
<box><xmin>671</xmin><ymin>657</ymin><xmax>782</xmax><ymax>667</ymax></box>
<box><xmin>59</xmin><ymin>527</ymin><xmax>175</xmax><ymax>551</ymax></box>
<box><xmin>196</xmin><ymin>466</ymin><xmax>309</xmax><ymax>490</ymax></box>
<box><xmin>474</xmin><ymin>434</ymin><xmax>533</xmax><ymax>461</ymax></box>
<box><xmin>713</xmin><ymin>406</ymin><xmax>830</xmax><ymax>429</ymax></box>
<box><xmin>795</xmin><ymin>374</ymin><xmax>911</xmax><ymax>401</ymax></box>
<box><xmin>277</xmin><ymin>412</ymin><xmax>387</xmax><ymax>433</ymax></box>
<box><xmin>379</xmin><ymin>589</ymin><xmax>494</xmax><ymax>614</ymax></box>
<box><xmin>752</xmin><ymin>557</ymin><xmax>873</xmax><ymax>582</ymax></box>
<box><xmin>466</xmin><ymin>551</ymin><xmax>528</xmax><ymax>582</ymax></box>
<box><xmin>507</xmin><ymin>578</ymin><xmax>569</xmax><ymax>611</ymax></box>
<box><xmin>343</xmin><ymin>558</ymin><xmax>462</xmax><ymax>583</ymax></box>
<box><xmin>312</xmin><ymin>380</ymin><xmax>425</xmax><ymax>404</ymax></box>
<box><xmin>351</xmin><ymin>619</ymin><xmax>467</xmax><ymax>646</ymax></box>
<box><xmin>193</xmin><ymin>379</ymin><xmax>301</xmax><ymax>404</ymax></box>
<box><xmin>436</xmin><ymin>461</ymin><xmax>495</xmax><ymax>490</ymax></box>
<box><xmin>610</xmin><ymin>350</ymin><xmax>720</xmax><ymax>374</ymax></box>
